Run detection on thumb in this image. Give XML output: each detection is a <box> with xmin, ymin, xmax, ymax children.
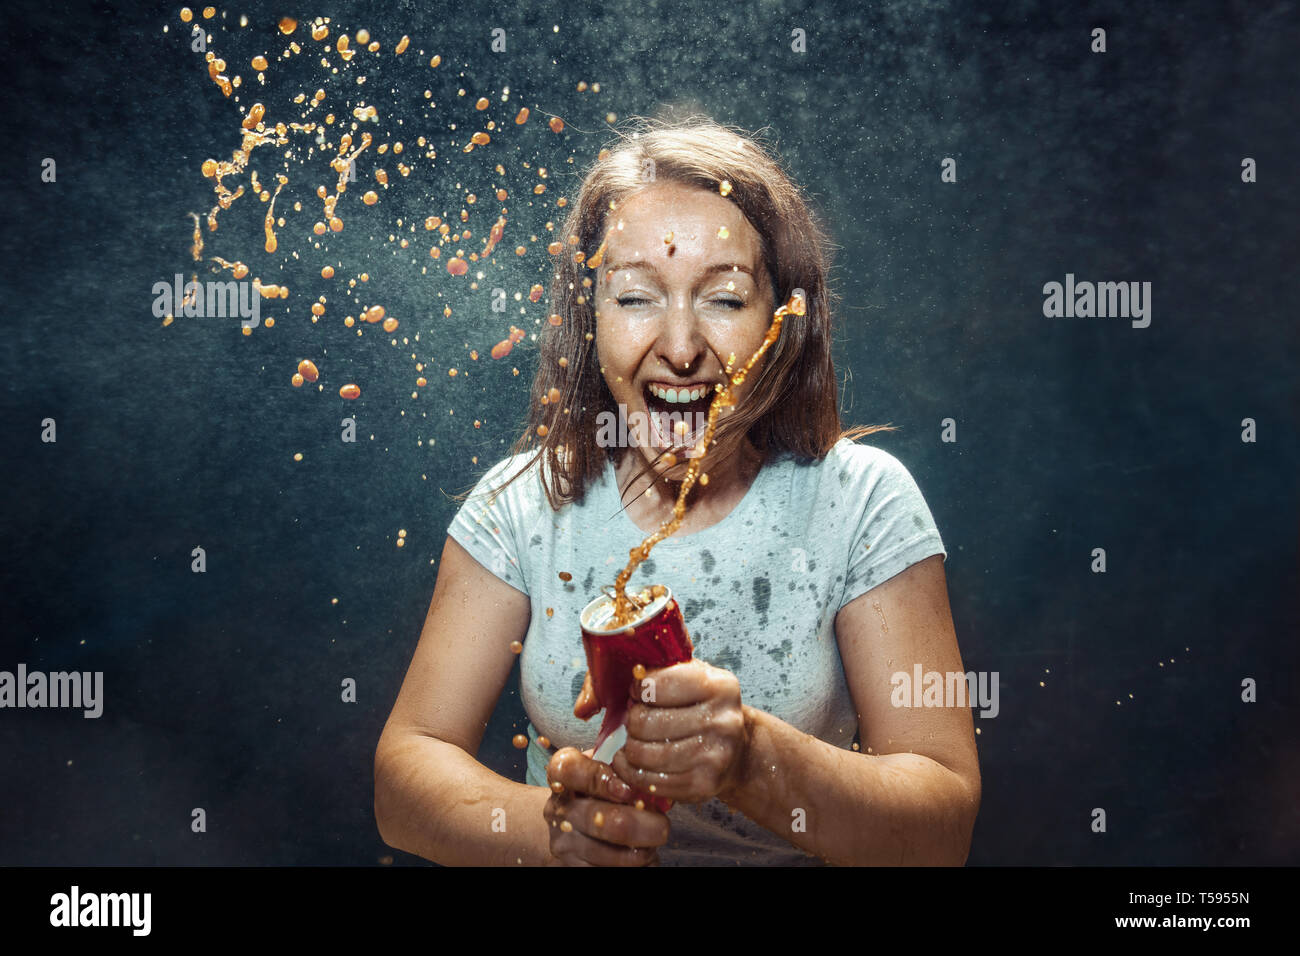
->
<box><xmin>573</xmin><ymin>671</ymin><xmax>600</xmax><ymax>720</ymax></box>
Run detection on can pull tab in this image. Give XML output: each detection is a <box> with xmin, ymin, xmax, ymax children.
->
<box><xmin>600</xmin><ymin>584</ymin><xmax>651</xmax><ymax>613</ymax></box>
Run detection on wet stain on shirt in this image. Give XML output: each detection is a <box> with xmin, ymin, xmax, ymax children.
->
<box><xmin>753</xmin><ymin>576</ymin><xmax>771</xmax><ymax>626</ymax></box>
<box><xmin>767</xmin><ymin>637</ymin><xmax>793</xmax><ymax>665</ymax></box>
<box><xmin>683</xmin><ymin>596</ymin><xmax>717</xmax><ymax>620</ymax></box>
<box><xmin>709</xmin><ymin>646</ymin><xmax>742</xmax><ymax>673</ymax></box>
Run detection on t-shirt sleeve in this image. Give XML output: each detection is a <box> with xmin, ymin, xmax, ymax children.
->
<box><xmin>445</xmin><ymin>454</ymin><xmax>537</xmax><ymax>596</ymax></box>
<box><xmin>837</xmin><ymin>444</ymin><xmax>947</xmax><ymax>610</ymax></box>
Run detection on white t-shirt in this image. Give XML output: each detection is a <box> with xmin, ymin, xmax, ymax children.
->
<box><xmin>447</xmin><ymin>437</ymin><xmax>947</xmax><ymax>865</ymax></box>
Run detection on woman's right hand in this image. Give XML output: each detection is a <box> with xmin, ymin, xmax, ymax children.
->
<box><xmin>544</xmin><ymin>746</ymin><xmax>670</xmax><ymax>866</ymax></box>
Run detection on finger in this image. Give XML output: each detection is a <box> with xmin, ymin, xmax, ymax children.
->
<box><xmin>550</xmin><ymin>825</ymin><xmax>660</xmax><ymax>867</ymax></box>
<box><xmin>607</xmin><ymin>755</ymin><xmax>701</xmax><ymax>803</ymax></box>
<box><xmin>547</xmin><ymin>747</ymin><xmax>637</xmax><ymax>804</ymax></box>
<box><xmin>560</xmin><ymin>795</ymin><xmax>671</xmax><ymax>848</ymax></box>
<box><xmin>625</xmin><ymin>697</ymin><xmax>716</xmax><ymax>742</ymax></box>
<box><xmin>618</xmin><ymin>728</ymin><xmax>724</xmax><ymax>775</ymax></box>
<box><xmin>573</xmin><ymin>671</ymin><xmax>599</xmax><ymax>719</ymax></box>
<box><xmin>632</xmin><ymin>660</ymin><xmax>737</xmax><ymax>708</ymax></box>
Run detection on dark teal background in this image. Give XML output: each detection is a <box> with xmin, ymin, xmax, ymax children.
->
<box><xmin>1</xmin><ymin>0</ymin><xmax>1297</xmax><ymax>864</ymax></box>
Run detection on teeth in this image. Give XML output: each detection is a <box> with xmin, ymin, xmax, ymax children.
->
<box><xmin>649</xmin><ymin>383</ymin><xmax>709</xmax><ymax>404</ymax></box>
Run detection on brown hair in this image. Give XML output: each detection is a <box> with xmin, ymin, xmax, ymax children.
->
<box><xmin>482</xmin><ymin>113</ymin><xmax>892</xmax><ymax>510</ymax></box>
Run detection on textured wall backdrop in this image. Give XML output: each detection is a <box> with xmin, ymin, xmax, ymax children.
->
<box><xmin>1</xmin><ymin>0</ymin><xmax>1296</xmax><ymax>865</ymax></box>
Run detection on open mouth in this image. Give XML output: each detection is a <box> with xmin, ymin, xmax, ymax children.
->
<box><xmin>642</xmin><ymin>381</ymin><xmax>717</xmax><ymax>452</ymax></box>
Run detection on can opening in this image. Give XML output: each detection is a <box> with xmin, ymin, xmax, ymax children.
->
<box><xmin>581</xmin><ymin>587</ymin><xmax>672</xmax><ymax>634</ymax></box>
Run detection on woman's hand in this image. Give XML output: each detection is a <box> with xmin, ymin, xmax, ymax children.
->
<box><xmin>544</xmin><ymin>746</ymin><xmax>671</xmax><ymax>866</ymax></box>
<box><xmin>610</xmin><ymin>660</ymin><xmax>753</xmax><ymax>805</ymax></box>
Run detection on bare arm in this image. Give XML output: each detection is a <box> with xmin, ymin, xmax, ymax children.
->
<box><xmin>374</xmin><ymin>535</ymin><xmax>551</xmax><ymax>866</ymax></box>
<box><xmin>717</xmin><ymin>555</ymin><xmax>981</xmax><ymax>865</ymax></box>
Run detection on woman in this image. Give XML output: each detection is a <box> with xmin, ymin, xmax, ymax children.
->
<box><xmin>374</xmin><ymin>116</ymin><xmax>980</xmax><ymax>866</ymax></box>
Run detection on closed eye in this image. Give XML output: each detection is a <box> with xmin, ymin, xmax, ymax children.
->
<box><xmin>617</xmin><ymin>296</ymin><xmax>744</xmax><ymax>309</ymax></box>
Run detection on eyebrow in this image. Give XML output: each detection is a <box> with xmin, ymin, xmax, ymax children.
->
<box><xmin>602</xmin><ymin>260</ymin><xmax>757</xmax><ymax>282</ymax></box>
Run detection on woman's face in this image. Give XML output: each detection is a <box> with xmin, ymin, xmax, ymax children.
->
<box><xmin>594</xmin><ymin>181</ymin><xmax>776</xmax><ymax>477</ymax></box>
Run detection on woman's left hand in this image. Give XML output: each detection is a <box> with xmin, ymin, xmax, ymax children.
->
<box><xmin>610</xmin><ymin>659</ymin><xmax>752</xmax><ymax>805</ymax></box>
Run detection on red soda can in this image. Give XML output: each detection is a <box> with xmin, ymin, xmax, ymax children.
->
<box><xmin>577</xmin><ymin>585</ymin><xmax>694</xmax><ymax>813</ymax></box>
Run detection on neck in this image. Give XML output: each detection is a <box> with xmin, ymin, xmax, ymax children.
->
<box><xmin>615</xmin><ymin>437</ymin><xmax>763</xmax><ymax>520</ymax></box>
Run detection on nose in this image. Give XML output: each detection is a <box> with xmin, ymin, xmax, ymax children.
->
<box><xmin>655</xmin><ymin>298</ymin><xmax>709</xmax><ymax>375</ymax></box>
